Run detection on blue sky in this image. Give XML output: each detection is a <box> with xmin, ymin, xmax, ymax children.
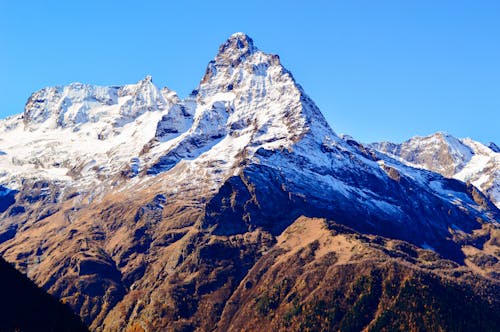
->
<box><xmin>1</xmin><ymin>1</ymin><xmax>499</xmax><ymax>143</ymax></box>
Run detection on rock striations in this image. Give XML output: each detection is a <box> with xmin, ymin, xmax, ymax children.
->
<box><xmin>0</xmin><ymin>33</ymin><xmax>499</xmax><ymax>331</ymax></box>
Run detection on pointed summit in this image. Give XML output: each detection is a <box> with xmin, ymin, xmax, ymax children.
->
<box><xmin>190</xmin><ymin>32</ymin><xmax>336</xmax><ymax>153</ymax></box>
<box><xmin>215</xmin><ymin>32</ymin><xmax>258</xmax><ymax>66</ymax></box>
<box><xmin>199</xmin><ymin>32</ymin><xmax>281</xmax><ymax>88</ymax></box>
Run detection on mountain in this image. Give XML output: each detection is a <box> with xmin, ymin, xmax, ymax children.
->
<box><xmin>371</xmin><ymin>132</ymin><xmax>500</xmax><ymax>209</ymax></box>
<box><xmin>217</xmin><ymin>217</ymin><xmax>500</xmax><ymax>332</ymax></box>
<box><xmin>0</xmin><ymin>33</ymin><xmax>499</xmax><ymax>331</ymax></box>
<box><xmin>0</xmin><ymin>76</ymin><xmax>179</xmax><ymax>190</ymax></box>
<box><xmin>0</xmin><ymin>256</ymin><xmax>88</xmax><ymax>332</ymax></box>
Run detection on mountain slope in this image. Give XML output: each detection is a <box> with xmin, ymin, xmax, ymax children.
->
<box><xmin>217</xmin><ymin>217</ymin><xmax>500</xmax><ymax>332</ymax></box>
<box><xmin>0</xmin><ymin>33</ymin><xmax>499</xmax><ymax>331</ymax></box>
<box><xmin>371</xmin><ymin>132</ymin><xmax>500</xmax><ymax>208</ymax></box>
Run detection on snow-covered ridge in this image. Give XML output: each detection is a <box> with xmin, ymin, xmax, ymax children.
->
<box><xmin>141</xmin><ymin>32</ymin><xmax>345</xmax><ymax>181</ymax></box>
<box><xmin>22</xmin><ymin>75</ymin><xmax>178</xmax><ymax>131</ymax></box>
<box><xmin>0</xmin><ymin>32</ymin><xmax>499</xmax><ymax>263</ymax></box>
<box><xmin>0</xmin><ymin>75</ymin><xmax>180</xmax><ymax>190</ymax></box>
<box><xmin>1</xmin><ymin>32</ymin><xmax>499</xmax><ymax>225</ymax></box>
<box><xmin>0</xmin><ymin>33</ymin><xmax>340</xmax><ymax>192</ymax></box>
<box><xmin>371</xmin><ymin>132</ymin><xmax>500</xmax><ymax>208</ymax></box>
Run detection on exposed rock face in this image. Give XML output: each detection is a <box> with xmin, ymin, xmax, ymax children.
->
<box><xmin>371</xmin><ymin>132</ymin><xmax>500</xmax><ymax>208</ymax></box>
<box><xmin>370</xmin><ymin>132</ymin><xmax>475</xmax><ymax>178</ymax></box>
<box><xmin>0</xmin><ymin>33</ymin><xmax>499</xmax><ymax>331</ymax></box>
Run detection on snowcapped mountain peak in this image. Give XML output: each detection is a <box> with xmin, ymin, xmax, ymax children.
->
<box><xmin>20</xmin><ymin>77</ymin><xmax>178</xmax><ymax>132</ymax></box>
<box><xmin>22</xmin><ymin>83</ymin><xmax>120</xmax><ymax>129</ymax></box>
<box><xmin>116</xmin><ymin>76</ymin><xmax>178</xmax><ymax>124</ymax></box>
<box><xmin>422</xmin><ymin>131</ymin><xmax>460</xmax><ymax>146</ymax></box>
<box><xmin>372</xmin><ymin>132</ymin><xmax>500</xmax><ymax>208</ymax></box>
<box><xmin>4</xmin><ymin>33</ymin><xmax>496</xmax><ymax>223</ymax></box>
<box><xmin>0</xmin><ymin>76</ymin><xmax>183</xmax><ymax>190</ymax></box>
<box><xmin>1</xmin><ymin>36</ymin><xmax>500</xmax><ymax>317</ymax></box>
<box><xmin>184</xmin><ymin>33</ymin><xmax>337</xmax><ymax>155</ymax></box>
<box><xmin>2</xmin><ymin>33</ymin><xmax>340</xmax><ymax>190</ymax></box>
<box><xmin>200</xmin><ymin>32</ymin><xmax>281</xmax><ymax>89</ymax></box>
<box><xmin>372</xmin><ymin>132</ymin><xmax>473</xmax><ymax>178</ymax></box>
<box><xmin>146</xmin><ymin>32</ymin><xmax>340</xmax><ymax>178</ymax></box>
<box><xmin>215</xmin><ymin>32</ymin><xmax>258</xmax><ymax>64</ymax></box>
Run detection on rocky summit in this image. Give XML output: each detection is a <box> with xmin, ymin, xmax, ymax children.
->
<box><xmin>0</xmin><ymin>33</ymin><xmax>499</xmax><ymax>331</ymax></box>
<box><xmin>371</xmin><ymin>132</ymin><xmax>500</xmax><ymax>209</ymax></box>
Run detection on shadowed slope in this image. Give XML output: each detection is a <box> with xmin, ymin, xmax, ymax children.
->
<box><xmin>0</xmin><ymin>257</ymin><xmax>88</xmax><ymax>332</ymax></box>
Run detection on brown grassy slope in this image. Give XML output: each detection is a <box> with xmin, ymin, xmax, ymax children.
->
<box><xmin>1</xmin><ymin>177</ymin><xmax>499</xmax><ymax>332</ymax></box>
<box><xmin>217</xmin><ymin>218</ymin><xmax>500</xmax><ymax>332</ymax></box>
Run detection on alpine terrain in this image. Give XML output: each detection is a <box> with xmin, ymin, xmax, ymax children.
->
<box><xmin>371</xmin><ymin>132</ymin><xmax>500</xmax><ymax>209</ymax></box>
<box><xmin>0</xmin><ymin>33</ymin><xmax>499</xmax><ymax>331</ymax></box>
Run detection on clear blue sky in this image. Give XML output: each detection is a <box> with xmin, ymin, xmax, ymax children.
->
<box><xmin>1</xmin><ymin>1</ymin><xmax>499</xmax><ymax>144</ymax></box>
